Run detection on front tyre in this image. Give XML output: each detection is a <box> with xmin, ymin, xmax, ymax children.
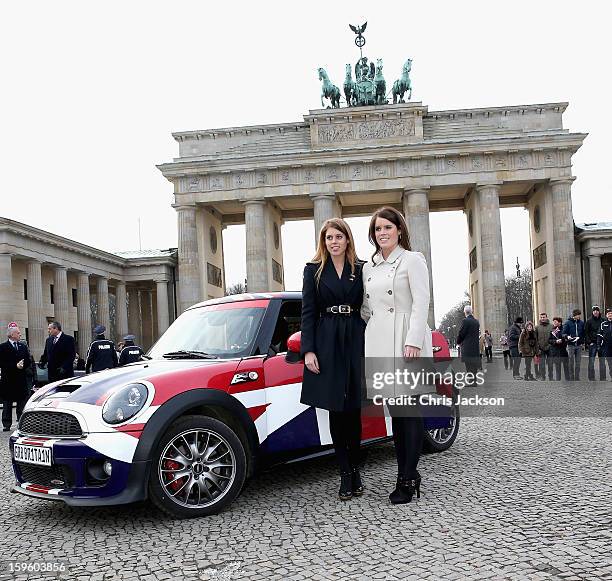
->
<box><xmin>149</xmin><ymin>415</ymin><xmax>246</xmax><ymax>518</ymax></box>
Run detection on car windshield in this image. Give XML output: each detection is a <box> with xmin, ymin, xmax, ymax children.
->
<box><xmin>148</xmin><ymin>305</ymin><xmax>266</xmax><ymax>360</ymax></box>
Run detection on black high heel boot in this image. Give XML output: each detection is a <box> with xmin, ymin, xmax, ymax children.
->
<box><xmin>389</xmin><ymin>472</ymin><xmax>421</xmax><ymax>504</ymax></box>
<box><xmin>351</xmin><ymin>467</ymin><xmax>364</xmax><ymax>496</ymax></box>
<box><xmin>339</xmin><ymin>472</ymin><xmax>353</xmax><ymax>501</ymax></box>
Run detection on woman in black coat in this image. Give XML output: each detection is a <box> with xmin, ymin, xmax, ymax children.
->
<box><xmin>300</xmin><ymin>217</ymin><xmax>365</xmax><ymax>501</ymax></box>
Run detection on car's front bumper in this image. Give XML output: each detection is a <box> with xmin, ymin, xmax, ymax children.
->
<box><xmin>9</xmin><ymin>434</ymin><xmax>150</xmax><ymax>506</ymax></box>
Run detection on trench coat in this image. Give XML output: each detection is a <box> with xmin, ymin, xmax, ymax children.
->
<box><xmin>362</xmin><ymin>246</ymin><xmax>433</xmax><ymax>399</ymax></box>
<box><xmin>300</xmin><ymin>259</ymin><xmax>365</xmax><ymax>412</ymax></box>
<box><xmin>0</xmin><ymin>341</ymin><xmax>31</xmax><ymax>401</ymax></box>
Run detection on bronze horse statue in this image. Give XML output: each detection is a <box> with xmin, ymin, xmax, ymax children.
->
<box><xmin>392</xmin><ymin>58</ymin><xmax>413</xmax><ymax>103</ymax></box>
<box><xmin>374</xmin><ymin>59</ymin><xmax>387</xmax><ymax>105</ymax></box>
<box><xmin>318</xmin><ymin>67</ymin><xmax>341</xmax><ymax>109</ymax></box>
<box><xmin>343</xmin><ymin>64</ymin><xmax>357</xmax><ymax>106</ymax></box>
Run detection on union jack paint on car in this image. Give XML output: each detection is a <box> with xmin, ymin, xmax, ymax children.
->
<box><xmin>9</xmin><ymin>293</ymin><xmax>459</xmax><ymax>518</ymax></box>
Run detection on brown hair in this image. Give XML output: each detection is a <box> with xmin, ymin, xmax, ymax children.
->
<box><xmin>367</xmin><ymin>206</ymin><xmax>411</xmax><ymax>263</ymax></box>
<box><xmin>553</xmin><ymin>317</ymin><xmax>563</xmax><ymax>324</ymax></box>
<box><xmin>525</xmin><ymin>321</ymin><xmax>535</xmax><ymax>332</ymax></box>
<box><xmin>310</xmin><ymin>218</ymin><xmax>358</xmax><ymax>284</ymax></box>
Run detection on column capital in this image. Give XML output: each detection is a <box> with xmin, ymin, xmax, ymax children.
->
<box><xmin>403</xmin><ymin>187</ymin><xmax>430</xmax><ymax>195</ymax></box>
<box><xmin>550</xmin><ymin>176</ymin><xmax>576</xmax><ymax>186</ymax></box>
<box><xmin>53</xmin><ymin>265</ymin><xmax>68</xmax><ymax>271</ymax></box>
<box><xmin>173</xmin><ymin>203</ymin><xmax>198</xmax><ymax>212</ymax></box>
<box><xmin>154</xmin><ymin>278</ymin><xmax>170</xmax><ymax>284</ymax></box>
<box><xmin>309</xmin><ymin>193</ymin><xmax>336</xmax><ymax>201</ymax></box>
<box><xmin>242</xmin><ymin>198</ymin><xmax>266</xmax><ymax>207</ymax></box>
<box><xmin>475</xmin><ymin>181</ymin><xmax>503</xmax><ymax>191</ymax></box>
<box><xmin>26</xmin><ymin>258</ymin><xmax>42</xmax><ymax>265</ymax></box>
<box><xmin>586</xmin><ymin>251</ymin><xmax>604</xmax><ymax>259</ymax></box>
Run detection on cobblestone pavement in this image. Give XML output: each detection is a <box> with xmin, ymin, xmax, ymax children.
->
<box><xmin>0</xmin><ymin>368</ymin><xmax>610</xmax><ymax>580</ymax></box>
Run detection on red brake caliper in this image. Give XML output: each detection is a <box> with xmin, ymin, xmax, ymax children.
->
<box><xmin>164</xmin><ymin>459</ymin><xmax>183</xmax><ymax>492</ymax></box>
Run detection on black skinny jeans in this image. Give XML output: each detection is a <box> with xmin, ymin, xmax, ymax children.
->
<box><xmin>328</xmin><ymin>409</ymin><xmax>362</xmax><ymax>474</ymax></box>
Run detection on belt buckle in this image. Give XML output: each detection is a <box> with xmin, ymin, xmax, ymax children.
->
<box><xmin>330</xmin><ymin>306</ymin><xmax>339</xmax><ymax>314</ymax></box>
<box><xmin>339</xmin><ymin>305</ymin><xmax>351</xmax><ymax>314</ymax></box>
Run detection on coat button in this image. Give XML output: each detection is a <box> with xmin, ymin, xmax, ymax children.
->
<box><xmin>366</xmin><ymin>294</ymin><xmax>369</xmax><ymax>298</ymax></box>
<box><xmin>387</xmin><ymin>290</ymin><xmax>392</xmax><ymax>295</ymax></box>
<box><xmin>367</xmin><ymin>277</ymin><xmax>371</xmax><ymax>282</ymax></box>
<box><xmin>389</xmin><ymin>307</ymin><xmax>394</xmax><ymax>313</ymax></box>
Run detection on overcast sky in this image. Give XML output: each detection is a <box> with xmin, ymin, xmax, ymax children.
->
<box><xmin>2</xmin><ymin>1</ymin><xmax>610</xmax><ymax>324</ymax></box>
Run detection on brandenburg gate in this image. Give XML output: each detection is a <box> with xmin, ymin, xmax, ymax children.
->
<box><xmin>157</xmin><ymin>101</ymin><xmax>586</xmax><ymax>341</ymax></box>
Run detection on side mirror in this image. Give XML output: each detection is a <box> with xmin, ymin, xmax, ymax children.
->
<box><xmin>285</xmin><ymin>331</ymin><xmax>303</xmax><ymax>364</ymax></box>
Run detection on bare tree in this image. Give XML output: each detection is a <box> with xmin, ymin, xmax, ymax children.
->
<box><xmin>505</xmin><ymin>268</ymin><xmax>533</xmax><ymax>325</ymax></box>
<box><xmin>226</xmin><ymin>282</ymin><xmax>246</xmax><ymax>296</ymax></box>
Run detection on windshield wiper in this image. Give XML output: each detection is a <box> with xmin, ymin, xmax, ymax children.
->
<box><xmin>162</xmin><ymin>350</ymin><xmax>218</xmax><ymax>359</ymax></box>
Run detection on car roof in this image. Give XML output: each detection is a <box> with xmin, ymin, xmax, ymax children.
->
<box><xmin>188</xmin><ymin>291</ymin><xmax>302</xmax><ymax>310</ymax></box>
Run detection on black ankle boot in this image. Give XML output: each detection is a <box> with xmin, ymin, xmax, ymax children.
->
<box><xmin>351</xmin><ymin>467</ymin><xmax>364</xmax><ymax>496</ymax></box>
<box><xmin>339</xmin><ymin>472</ymin><xmax>353</xmax><ymax>501</ymax></box>
<box><xmin>389</xmin><ymin>473</ymin><xmax>421</xmax><ymax>504</ymax></box>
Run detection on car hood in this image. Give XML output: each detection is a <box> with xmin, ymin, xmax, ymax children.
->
<box><xmin>30</xmin><ymin>358</ymin><xmax>241</xmax><ymax>407</ymax></box>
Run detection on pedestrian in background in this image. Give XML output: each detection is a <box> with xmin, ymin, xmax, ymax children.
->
<box><xmin>0</xmin><ymin>324</ymin><xmax>32</xmax><ymax>431</ymax></box>
<box><xmin>85</xmin><ymin>325</ymin><xmax>118</xmax><ymax>373</ymax></box>
<box><xmin>40</xmin><ymin>322</ymin><xmax>76</xmax><ymax>383</ymax></box>
<box><xmin>549</xmin><ymin>317</ymin><xmax>569</xmax><ymax>381</ymax></box>
<box><xmin>508</xmin><ymin>317</ymin><xmax>524</xmax><ymax>380</ymax></box>
<box><xmin>597</xmin><ymin>308</ymin><xmax>612</xmax><ymax>380</ymax></box>
<box><xmin>585</xmin><ymin>306</ymin><xmax>605</xmax><ymax>381</ymax></box>
<box><xmin>535</xmin><ymin>313</ymin><xmax>552</xmax><ymax>381</ymax></box>
<box><xmin>562</xmin><ymin>310</ymin><xmax>584</xmax><ymax>381</ymax></box>
<box><xmin>519</xmin><ymin>321</ymin><xmax>538</xmax><ymax>381</ymax></box>
<box><xmin>483</xmin><ymin>330</ymin><xmax>493</xmax><ymax>363</ymax></box>
<box><xmin>499</xmin><ymin>330</ymin><xmax>511</xmax><ymax>370</ymax></box>
<box><xmin>457</xmin><ymin>305</ymin><xmax>480</xmax><ymax>378</ymax></box>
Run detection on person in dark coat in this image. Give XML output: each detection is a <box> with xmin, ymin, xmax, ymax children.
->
<box><xmin>85</xmin><ymin>325</ymin><xmax>118</xmax><ymax>373</ymax></box>
<box><xmin>118</xmin><ymin>334</ymin><xmax>145</xmax><ymax>366</ymax></box>
<box><xmin>596</xmin><ymin>308</ymin><xmax>612</xmax><ymax>379</ymax></box>
<box><xmin>40</xmin><ymin>322</ymin><xmax>76</xmax><ymax>383</ymax></box>
<box><xmin>301</xmin><ymin>217</ymin><xmax>365</xmax><ymax>501</ymax></box>
<box><xmin>507</xmin><ymin>317</ymin><xmax>524</xmax><ymax>379</ymax></box>
<box><xmin>518</xmin><ymin>321</ymin><xmax>538</xmax><ymax>380</ymax></box>
<box><xmin>562</xmin><ymin>309</ymin><xmax>585</xmax><ymax>381</ymax></box>
<box><xmin>456</xmin><ymin>305</ymin><xmax>480</xmax><ymax>380</ymax></box>
<box><xmin>0</xmin><ymin>324</ymin><xmax>32</xmax><ymax>431</ymax></box>
<box><xmin>548</xmin><ymin>317</ymin><xmax>569</xmax><ymax>381</ymax></box>
<box><xmin>585</xmin><ymin>306</ymin><xmax>605</xmax><ymax>381</ymax></box>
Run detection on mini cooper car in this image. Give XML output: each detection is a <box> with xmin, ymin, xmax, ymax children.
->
<box><xmin>9</xmin><ymin>293</ymin><xmax>459</xmax><ymax>518</ymax></box>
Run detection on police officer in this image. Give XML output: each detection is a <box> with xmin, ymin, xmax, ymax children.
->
<box><xmin>118</xmin><ymin>335</ymin><xmax>145</xmax><ymax>366</ymax></box>
<box><xmin>85</xmin><ymin>325</ymin><xmax>118</xmax><ymax>373</ymax></box>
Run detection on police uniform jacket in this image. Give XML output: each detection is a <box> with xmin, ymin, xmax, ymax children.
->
<box><xmin>119</xmin><ymin>345</ymin><xmax>144</xmax><ymax>366</ymax></box>
<box><xmin>0</xmin><ymin>340</ymin><xmax>31</xmax><ymax>401</ymax></box>
<box><xmin>300</xmin><ymin>258</ymin><xmax>365</xmax><ymax>412</ymax></box>
<box><xmin>86</xmin><ymin>337</ymin><xmax>118</xmax><ymax>373</ymax></box>
<box><xmin>362</xmin><ymin>246</ymin><xmax>433</xmax><ymax>399</ymax></box>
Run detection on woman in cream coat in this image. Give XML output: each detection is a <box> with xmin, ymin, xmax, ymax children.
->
<box><xmin>362</xmin><ymin>206</ymin><xmax>433</xmax><ymax>504</ymax></box>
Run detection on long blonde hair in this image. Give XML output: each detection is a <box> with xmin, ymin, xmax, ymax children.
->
<box><xmin>310</xmin><ymin>218</ymin><xmax>358</xmax><ymax>284</ymax></box>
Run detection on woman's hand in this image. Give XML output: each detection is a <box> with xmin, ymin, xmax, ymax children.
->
<box><xmin>404</xmin><ymin>345</ymin><xmax>421</xmax><ymax>359</ymax></box>
<box><xmin>304</xmin><ymin>352</ymin><xmax>320</xmax><ymax>374</ymax></box>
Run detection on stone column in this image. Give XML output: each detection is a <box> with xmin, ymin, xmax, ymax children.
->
<box><xmin>53</xmin><ymin>266</ymin><xmax>70</xmax><ymax>334</ymax></box>
<box><xmin>127</xmin><ymin>288</ymin><xmax>141</xmax><ymax>341</ymax></box>
<box><xmin>96</xmin><ymin>277</ymin><xmax>110</xmax><ymax>333</ymax></box>
<box><xmin>155</xmin><ymin>279</ymin><xmax>170</xmax><ymax>337</ymax></box>
<box><xmin>115</xmin><ymin>282</ymin><xmax>128</xmax><ymax>340</ymax></box>
<box><xmin>550</xmin><ymin>178</ymin><xmax>578</xmax><ymax>316</ymax></box>
<box><xmin>403</xmin><ymin>188</ymin><xmax>435</xmax><ymax>328</ymax></box>
<box><xmin>588</xmin><ymin>254</ymin><xmax>603</xmax><ymax>310</ymax></box>
<box><xmin>26</xmin><ymin>260</ymin><xmax>46</xmax><ymax>358</ymax></box>
<box><xmin>475</xmin><ymin>183</ymin><xmax>508</xmax><ymax>342</ymax></box>
<box><xmin>77</xmin><ymin>273</ymin><xmax>92</xmax><ymax>358</ymax></box>
<box><xmin>176</xmin><ymin>205</ymin><xmax>201</xmax><ymax>313</ymax></box>
<box><xmin>0</xmin><ymin>254</ymin><xmax>13</xmax><ymax>334</ymax></box>
<box><xmin>244</xmin><ymin>200</ymin><xmax>269</xmax><ymax>292</ymax></box>
<box><xmin>311</xmin><ymin>194</ymin><xmax>339</xmax><ymax>244</ymax></box>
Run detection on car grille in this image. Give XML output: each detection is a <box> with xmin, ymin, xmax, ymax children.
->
<box><xmin>16</xmin><ymin>463</ymin><xmax>74</xmax><ymax>488</ymax></box>
<box><xmin>19</xmin><ymin>412</ymin><xmax>82</xmax><ymax>437</ymax></box>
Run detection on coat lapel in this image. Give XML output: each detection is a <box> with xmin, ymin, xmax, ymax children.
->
<box><xmin>320</xmin><ymin>259</ymin><xmax>345</xmax><ymax>302</ymax></box>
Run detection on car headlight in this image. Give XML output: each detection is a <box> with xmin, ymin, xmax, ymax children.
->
<box><xmin>102</xmin><ymin>383</ymin><xmax>148</xmax><ymax>424</ymax></box>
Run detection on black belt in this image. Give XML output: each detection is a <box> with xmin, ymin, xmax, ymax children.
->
<box><xmin>323</xmin><ymin>305</ymin><xmax>359</xmax><ymax>316</ymax></box>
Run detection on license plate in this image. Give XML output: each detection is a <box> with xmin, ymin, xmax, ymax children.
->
<box><xmin>13</xmin><ymin>444</ymin><xmax>52</xmax><ymax>466</ymax></box>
